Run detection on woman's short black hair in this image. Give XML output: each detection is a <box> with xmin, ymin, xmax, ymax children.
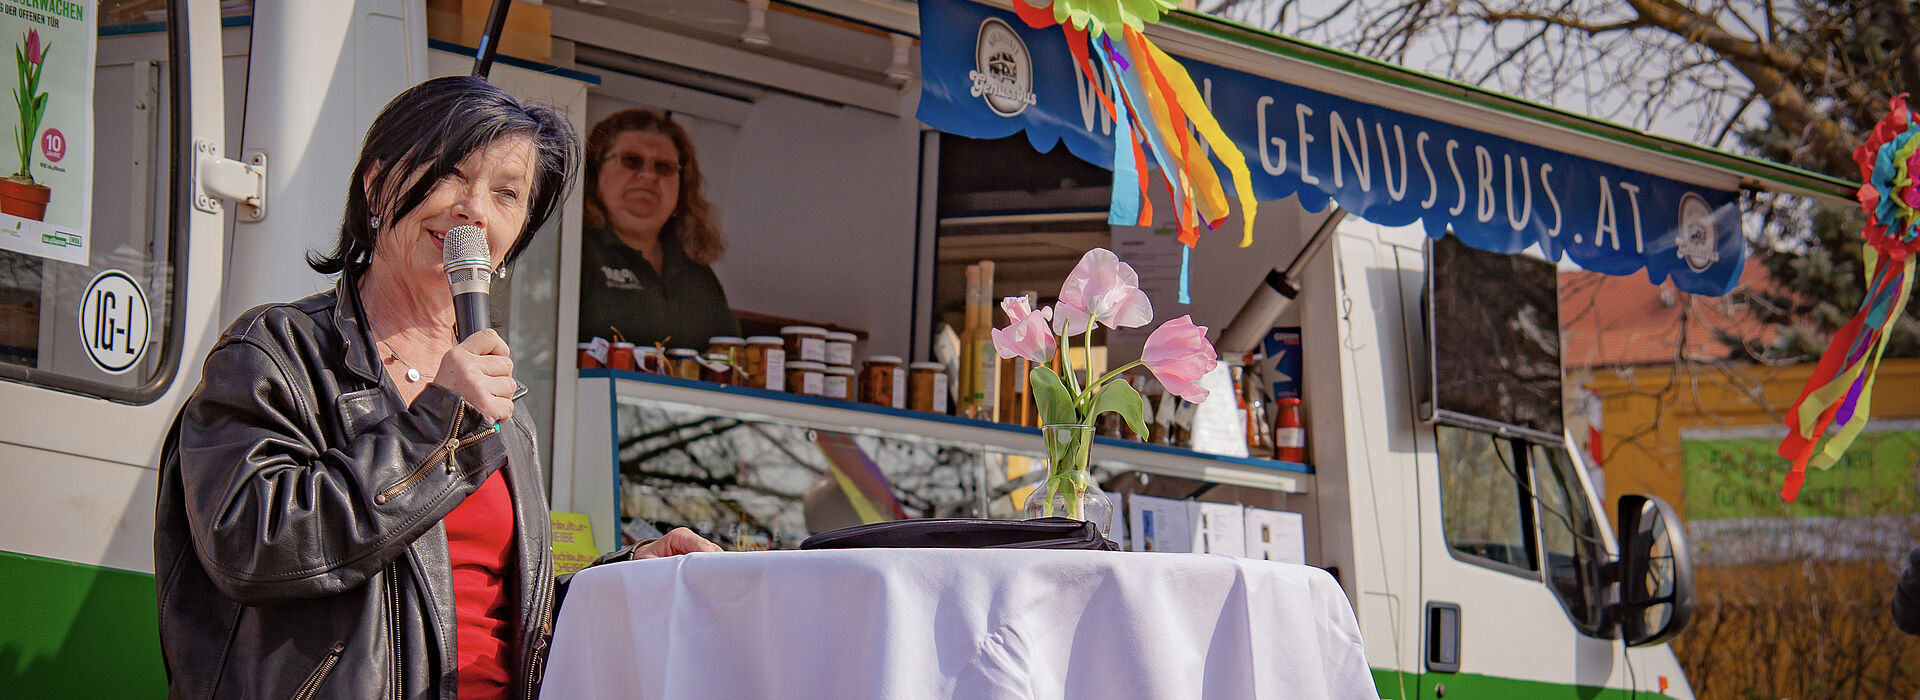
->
<box><xmin>309</xmin><ymin>75</ymin><xmax>578</xmax><ymax>276</ymax></box>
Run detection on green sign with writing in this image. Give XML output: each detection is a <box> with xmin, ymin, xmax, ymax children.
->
<box><xmin>1682</xmin><ymin>424</ymin><xmax>1920</xmax><ymax>519</ymax></box>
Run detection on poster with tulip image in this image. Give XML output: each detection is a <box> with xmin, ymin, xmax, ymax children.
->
<box><xmin>0</xmin><ymin>2</ymin><xmax>93</xmax><ymax>265</ymax></box>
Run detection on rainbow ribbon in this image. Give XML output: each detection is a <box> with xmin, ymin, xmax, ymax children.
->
<box><xmin>1012</xmin><ymin>0</ymin><xmax>1258</xmax><ymax>304</ymax></box>
<box><xmin>1779</xmin><ymin>95</ymin><xmax>1920</xmax><ymax>501</ymax></box>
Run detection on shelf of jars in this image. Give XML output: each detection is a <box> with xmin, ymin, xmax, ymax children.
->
<box><xmin>580</xmin><ymin>368</ymin><xmax>1311</xmax><ymax>494</ymax></box>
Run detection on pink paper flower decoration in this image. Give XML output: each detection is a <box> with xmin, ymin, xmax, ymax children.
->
<box><xmin>1054</xmin><ymin>247</ymin><xmax>1152</xmax><ymax>335</ymax></box>
<box><xmin>1142</xmin><ymin>315</ymin><xmax>1215</xmax><ymax>403</ymax></box>
<box><xmin>992</xmin><ymin>296</ymin><xmax>1056</xmax><ymax>364</ymax></box>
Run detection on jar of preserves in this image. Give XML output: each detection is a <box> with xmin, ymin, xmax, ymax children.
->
<box><xmin>823</xmin><ymin>366</ymin><xmax>856</xmax><ymax>400</ymax></box>
<box><xmin>859</xmin><ymin>355</ymin><xmax>904</xmax><ymax>408</ymax></box>
<box><xmin>701</xmin><ymin>352</ymin><xmax>735</xmax><ymax>384</ymax></box>
<box><xmin>781</xmin><ymin>326</ymin><xmax>828</xmax><ymax>364</ymax></box>
<box><xmin>609</xmin><ymin>342</ymin><xmax>638</xmax><ymax>371</ymax></box>
<box><xmin>824</xmin><ymin>331</ymin><xmax>857</xmax><ymax>367</ymax></box>
<box><xmin>909</xmin><ymin>362</ymin><xmax>949</xmax><ymax>413</ymax></box>
<box><xmin>785</xmin><ymin>361</ymin><xmax>826</xmax><ymax>397</ymax></box>
<box><xmin>633</xmin><ymin>347</ymin><xmax>662</xmax><ymax>374</ymax></box>
<box><xmin>742</xmin><ymin>336</ymin><xmax>786</xmax><ymax>391</ymax></box>
<box><xmin>578</xmin><ymin>342</ymin><xmax>604</xmax><ymax>369</ymax></box>
<box><xmin>667</xmin><ymin>348</ymin><xmax>703</xmax><ymax>380</ymax></box>
<box><xmin>707</xmin><ymin>335</ymin><xmax>745</xmax><ymax>365</ymax></box>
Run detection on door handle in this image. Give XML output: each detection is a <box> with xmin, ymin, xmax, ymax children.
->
<box><xmin>1426</xmin><ymin>601</ymin><xmax>1461</xmax><ymax>673</ymax></box>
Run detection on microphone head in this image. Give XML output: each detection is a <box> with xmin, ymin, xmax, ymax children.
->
<box><xmin>442</xmin><ymin>225</ymin><xmax>491</xmax><ymax>272</ymax></box>
<box><xmin>442</xmin><ymin>225</ymin><xmax>493</xmax><ymax>294</ymax></box>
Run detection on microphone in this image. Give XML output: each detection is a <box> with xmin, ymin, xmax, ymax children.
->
<box><xmin>442</xmin><ymin>225</ymin><xmax>492</xmax><ymax>341</ymax></box>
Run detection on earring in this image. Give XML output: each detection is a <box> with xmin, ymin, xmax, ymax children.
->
<box><xmin>369</xmin><ymin>214</ymin><xmax>381</xmax><ymax>230</ymax></box>
<box><xmin>495</xmin><ymin>265</ymin><xmax>510</xmax><ymax>280</ymax></box>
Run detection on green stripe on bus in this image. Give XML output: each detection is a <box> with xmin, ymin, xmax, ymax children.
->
<box><xmin>0</xmin><ymin>550</ymin><xmax>166</xmax><ymax>697</ymax></box>
<box><xmin>1372</xmin><ymin>667</ymin><xmax>1677</xmax><ymax>699</ymax></box>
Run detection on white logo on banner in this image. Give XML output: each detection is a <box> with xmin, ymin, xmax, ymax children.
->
<box><xmin>1676</xmin><ymin>192</ymin><xmax>1718</xmax><ymax>273</ymax></box>
<box><xmin>77</xmin><ymin>269</ymin><xmax>149</xmax><ymax>375</ymax></box>
<box><xmin>970</xmin><ymin>18</ymin><xmax>1036</xmax><ymax>117</ymax></box>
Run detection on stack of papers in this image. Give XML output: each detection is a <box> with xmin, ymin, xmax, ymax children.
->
<box><xmin>1127</xmin><ymin>494</ymin><xmax>1305</xmax><ymax>564</ymax></box>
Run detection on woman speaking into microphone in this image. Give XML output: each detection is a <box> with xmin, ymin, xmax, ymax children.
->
<box><xmin>154</xmin><ymin>76</ymin><xmax>717</xmax><ymax>699</ymax></box>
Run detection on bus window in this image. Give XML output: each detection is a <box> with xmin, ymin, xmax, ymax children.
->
<box><xmin>0</xmin><ymin>2</ymin><xmax>240</xmax><ymax>400</ymax></box>
<box><xmin>1436</xmin><ymin>425</ymin><xmax>1540</xmax><ymax>576</ymax></box>
<box><xmin>1530</xmin><ymin>442</ymin><xmax>1612</xmax><ymax>636</ymax></box>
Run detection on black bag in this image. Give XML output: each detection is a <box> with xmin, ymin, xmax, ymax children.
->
<box><xmin>799</xmin><ymin>517</ymin><xmax>1119</xmax><ymax>551</ymax></box>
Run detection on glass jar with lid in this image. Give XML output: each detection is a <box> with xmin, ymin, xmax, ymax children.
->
<box><xmin>742</xmin><ymin>336</ymin><xmax>785</xmax><ymax>391</ymax></box>
<box><xmin>785</xmin><ymin>361</ymin><xmax>827</xmax><ymax>396</ymax></box>
<box><xmin>909</xmin><ymin>362</ymin><xmax>949</xmax><ymax>413</ymax></box>
<box><xmin>701</xmin><ymin>353</ymin><xmax>735</xmax><ymax>384</ymax></box>
<box><xmin>666</xmin><ymin>348</ymin><xmax>703</xmax><ymax>380</ymax></box>
<box><xmin>824</xmin><ymin>332</ymin><xmax>857</xmax><ymax>367</ymax></box>
<box><xmin>859</xmin><ymin>355</ymin><xmax>904</xmax><ymax>408</ymax></box>
<box><xmin>823</xmin><ymin>366</ymin><xmax>856</xmax><ymax>400</ymax></box>
<box><xmin>781</xmin><ymin>326</ymin><xmax>829</xmax><ymax>364</ymax></box>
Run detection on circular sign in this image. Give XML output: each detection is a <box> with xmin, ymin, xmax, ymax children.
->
<box><xmin>970</xmin><ymin>18</ymin><xmax>1036</xmax><ymax>117</ymax></box>
<box><xmin>1675</xmin><ymin>192</ymin><xmax>1718</xmax><ymax>273</ymax></box>
<box><xmin>40</xmin><ymin>128</ymin><xmax>64</xmax><ymax>163</ymax></box>
<box><xmin>77</xmin><ymin>270</ymin><xmax>151</xmax><ymax>375</ymax></box>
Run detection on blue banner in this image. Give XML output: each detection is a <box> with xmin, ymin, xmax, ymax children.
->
<box><xmin>917</xmin><ymin>0</ymin><xmax>1746</xmax><ymax>295</ymax></box>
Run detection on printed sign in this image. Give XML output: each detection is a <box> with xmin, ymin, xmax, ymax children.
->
<box><xmin>1262</xmin><ymin>327</ymin><xmax>1302</xmax><ymax>400</ymax></box>
<box><xmin>550</xmin><ymin>511</ymin><xmax>601</xmax><ymax>577</ymax></box>
<box><xmin>917</xmin><ymin>0</ymin><xmax>1745</xmax><ymax>296</ymax></box>
<box><xmin>1243</xmin><ymin>507</ymin><xmax>1306</xmax><ymax>564</ymax></box>
<box><xmin>1682</xmin><ymin>423</ymin><xmax>1920</xmax><ymax>519</ymax></box>
<box><xmin>0</xmin><ymin>0</ymin><xmax>93</xmax><ymax>265</ymax></box>
<box><xmin>76</xmin><ymin>268</ymin><xmax>147</xmax><ymax>374</ymax></box>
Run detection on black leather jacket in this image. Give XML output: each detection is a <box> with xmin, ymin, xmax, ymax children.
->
<box><xmin>155</xmin><ymin>276</ymin><xmax>554</xmax><ymax>699</ymax></box>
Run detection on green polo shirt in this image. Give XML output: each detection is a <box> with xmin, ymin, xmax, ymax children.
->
<box><xmin>578</xmin><ymin>227</ymin><xmax>740</xmax><ymax>349</ymax></box>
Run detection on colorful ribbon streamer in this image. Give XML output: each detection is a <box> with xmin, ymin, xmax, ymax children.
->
<box><xmin>1778</xmin><ymin>94</ymin><xmax>1920</xmax><ymax>502</ymax></box>
<box><xmin>1013</xmin><ymin>0</ymin><xmax>1258</xmax><ymax>300</ymax></box>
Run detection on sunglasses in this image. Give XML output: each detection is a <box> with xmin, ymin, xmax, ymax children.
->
<box><xmin>604</xmin><ymin>152</ymin><xmax>682</xmax><ymax>179</ymax></box>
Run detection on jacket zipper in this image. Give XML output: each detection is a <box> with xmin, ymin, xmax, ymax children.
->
<box><xmin>291</xmin><ymin>641</ymin><xmax>345</xmax><ymax>700</ymax></box>
<box><xmin>376</xmin><ymin>404</ymin><xmax>496</xmax><ymax>504</ymax></box>
<box><xmin>388</xmin><ymin>562</ymin><xmax>403</xmax><ymax>700</ymax></box>
<box><xmin>524</xmin><ymin>561</ymin><xmax>554</xmax><ymax>700</ymax></box>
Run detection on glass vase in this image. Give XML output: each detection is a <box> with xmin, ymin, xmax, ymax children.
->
<box><xmin>1022</xmin><ymin>424</ymin><xmax>1114</xmax><ymax>533</ymax></box>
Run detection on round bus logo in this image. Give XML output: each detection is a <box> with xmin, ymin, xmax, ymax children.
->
<box><xmin>1675</xmin><ymin>193</ymin><xmax>1718</xmax><ymax>273</ymax></box>
<box><xmin>77</xmin><ymin>269</ymin><xmax>151</xmax><ymax>375</ymax></box>
<box><xmin>969</xmin><ymin>18</ymin><xmax>1036</xmax><ymax>117</ymax></box>
<box><xmin>40</xmin><ymin>128</ymin><xmax>64</xmax><ymax>163</ymax></box>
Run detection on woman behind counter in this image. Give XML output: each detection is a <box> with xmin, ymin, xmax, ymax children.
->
<box><xmin>155</xmin><ymin>77</ymin><xmax>717</xmax><ymax>700</ymax></box>
<box><xmin>579</xmin><ymin>108</ymin><xmax>741</xmax><ymax>348</ymax></box>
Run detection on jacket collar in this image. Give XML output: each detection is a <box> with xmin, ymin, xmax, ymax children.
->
<box><xmin>333</xmin><ymin>272</ymin><xmax>533</xmax><ymax>400</ymax></box>
<box><xmin>332</xmin><ymin>273</ymin><xmax>386</xmax><ymax>385</ymax></box>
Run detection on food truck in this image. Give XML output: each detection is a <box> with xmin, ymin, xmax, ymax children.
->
<box><xmin>0</xmin><ymin>0</ymin><xmax>1858</xmax><ymax>696</ymax></box>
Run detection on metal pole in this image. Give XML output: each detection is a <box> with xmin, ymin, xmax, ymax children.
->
<box><xmin>470</xmin><ymin>0</ymin><xmax>513</xmax><ymax>79</ymax></box>
<box><xmin>1213</xmin><ymin>207</ymin><xmax>1348</xmax><ymax>354</ymax></box>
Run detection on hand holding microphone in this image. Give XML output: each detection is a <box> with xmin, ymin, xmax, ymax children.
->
<box><xmin>434</xmin><ymin>225</ymin><xmax>517</xmax><ymax>422</ymax></box>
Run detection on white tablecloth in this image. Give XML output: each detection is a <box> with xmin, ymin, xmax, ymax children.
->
<box><xmin>540</xmin><ymin>549</ymin><xmax>1378</xmax><ymax>699</ymax></box>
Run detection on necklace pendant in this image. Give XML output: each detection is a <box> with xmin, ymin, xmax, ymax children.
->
<box><xmin>406</xmin><ymin>368</ymin><xmax>421</xmax><ymax>383</ymax></box>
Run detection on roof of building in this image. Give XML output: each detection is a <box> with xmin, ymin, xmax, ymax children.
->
<box><xmin>1560</xmin><ymin>263</ymin><xmax>1783</xmax><ymax>368</ymax></box>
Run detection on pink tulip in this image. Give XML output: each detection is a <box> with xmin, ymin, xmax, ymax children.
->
<box><xmin>992</xmin><ymin>296</ymin><xmax>1056</xmax><ymax>364</ymax></box>
<box><xmin>1054</xmin><ymin>247</ymin><xmax>1152</xmax><ymax>335</ymax></box>
<box><xmin>24</xmin><ymin>30</ymin><xmax>40</xmax><ymax>66</ymax></box>
<box><xmin>1142</xmin><ymin>315</ymin><xmax>1216</xmax><ymax>403</ymax></box>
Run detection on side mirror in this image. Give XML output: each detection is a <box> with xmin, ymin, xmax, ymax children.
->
<box><xmin>1613</xmin><ymin>494</ymin><xmax>1694</xmax><ymax>647</ymax></box>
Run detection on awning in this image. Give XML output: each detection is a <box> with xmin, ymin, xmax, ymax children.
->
<box><xmin>912</xmin><ymin>0</ymin><xmax>1845</xmax><ymax>297</ymax></box>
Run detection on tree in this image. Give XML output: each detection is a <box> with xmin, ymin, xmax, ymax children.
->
<box><xmin>1201</xmin><ymin>0</ymin><xmax>1920</xmax><ymax>361</ymax></box>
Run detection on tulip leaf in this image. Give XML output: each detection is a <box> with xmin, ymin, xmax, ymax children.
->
<box><xmin>1090</xmin><ymin>379</ymin><xmax>1148</xmax><ymax>439</ymax></box>
<box><xmin>1029</xmin><ymin>365</ymin><xmax>1076</xmax><ymax>427</ymax></box>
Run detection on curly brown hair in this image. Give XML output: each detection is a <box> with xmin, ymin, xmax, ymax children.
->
<box><xmin>583</xmin><ymin>109</ymin><xmax>725</xmax><ymax>266</ymax></box>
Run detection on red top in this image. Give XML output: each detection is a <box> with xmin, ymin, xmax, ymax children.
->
<box><xmin>445</xmin><ymin>470</ymin><xmax>516</xmax><ymax>700</ymax></box>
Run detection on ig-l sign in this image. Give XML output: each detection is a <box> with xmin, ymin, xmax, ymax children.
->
<box><xmin>77</xmin><ymin>269</ymin><xmax>150</xmax><ymax>375</ymax></box>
